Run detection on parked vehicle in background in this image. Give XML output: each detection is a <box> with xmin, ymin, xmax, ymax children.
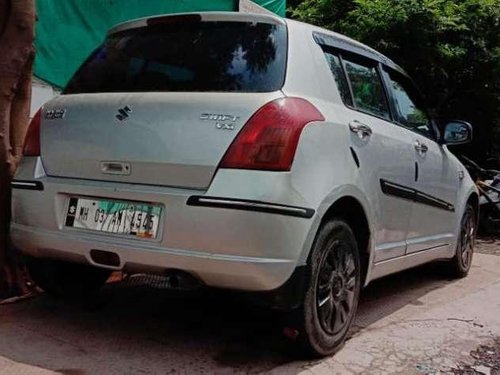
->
<box><xmin>459</xmin><ymin>155</ymin><xmax>500</xmax><ymax>234</ymax></box>
<box><xmin>11</xmin><ymin>12</ymin><xmax>478</xmax><ymax>357</ymax></box>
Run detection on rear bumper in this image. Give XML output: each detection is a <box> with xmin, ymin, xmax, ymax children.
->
<box><xmin>11</xmin><ymin>158</ymin><xmax>316</xmax><ymax>291</ymax></box>
<box><xmin>11</xmin><ymin>223</ymin><xmax>298</xmax><ymax>291</ymax></box>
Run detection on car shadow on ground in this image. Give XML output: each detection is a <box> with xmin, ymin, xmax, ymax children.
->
<box><xmin>0</xmin><ymin>263</ymin><xmax>456</xmax><ymax>374</ymax></box>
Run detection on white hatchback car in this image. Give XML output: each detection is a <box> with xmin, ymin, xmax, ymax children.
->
<box><xmin>11</xmin><ymin>12</ymin><xmax>478</xmax><ymax>356</ymax></box>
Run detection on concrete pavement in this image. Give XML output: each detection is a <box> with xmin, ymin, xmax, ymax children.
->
<box><xmin>0</xmin><ymin>253</ymin><xmax>499</xmax><ymax>374</ymax></box>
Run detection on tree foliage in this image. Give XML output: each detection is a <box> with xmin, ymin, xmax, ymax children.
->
<box><xmin>290</xmin><ymin>0</ymin><xmax>500</xmax><ymax>161</ymax></box>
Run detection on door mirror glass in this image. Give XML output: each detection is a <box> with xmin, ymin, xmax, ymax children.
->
<box><xmin>442</xmin><ymin>121</ymin><xmax>472</xmax><ymax>145</ymax></box>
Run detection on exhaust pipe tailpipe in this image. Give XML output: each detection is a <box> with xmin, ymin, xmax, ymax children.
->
<box><xmin>141</xmin><ymin>269</ymin><xmax>203</xmax><ymax>290</ymax></box>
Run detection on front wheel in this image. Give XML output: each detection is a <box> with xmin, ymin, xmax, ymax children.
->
<box><xmin>447</xmin><ymin>204</ymin><xmax>477</xmax><ymax>278</ymax></box>
<box><xmin>27</xmin><ymin>258</ymin><xmax>111</xmax><ymax>298</ymax></box>
<box><xmin>289</xmin><ymin>219</ymin><xmax>361</xmax><ymax>357</ymax></box>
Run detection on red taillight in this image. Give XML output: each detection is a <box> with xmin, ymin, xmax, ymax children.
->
<box><xmin>23</xmin><ymin>108</ymin><xmax>42</xmax><ymax>156</ymax></box>
<box><xmin>220</xmin><ymin>98</ymin><xmax>324</xmax><ymax>171</ymax></box>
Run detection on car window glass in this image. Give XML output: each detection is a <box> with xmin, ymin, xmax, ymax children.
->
<box><xmin>64</xmin><ymin>21</ymin><xmax>287</xmax><ymax>94</ymax></box>
<box><xmin>343</xmin><ymin>59</ymin><xmax>390</xmax><ymax>120</ymax></box>
<box><xmin>387</xmin><ymin>70</ymin><xmax>434</xmax><ymax>138</ymax></box>
<box><xmin>322</xmin><ymin>51</ymin><xmax>353</xmax><ymax>106</ymax></box>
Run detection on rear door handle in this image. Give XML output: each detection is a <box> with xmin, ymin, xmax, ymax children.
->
<box><xmin>414</xmin><ymin>141</ymin><xmax>428</xmax><ymax>154</ymax></box>
<box><xmin>100</xmin><ymin>161</ymin><xmax>131</xmax><ymax>175</ymax></box>
<box><xmin>349</xmin><ymin>120</ymin><xmax>372</xmax><ymax>139</ymax></box>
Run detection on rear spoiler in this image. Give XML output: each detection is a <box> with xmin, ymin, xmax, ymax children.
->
<box><xmin>109</xmin><ymin>11</ymin><xmax>285</xmax><ymax>35</ymax></box>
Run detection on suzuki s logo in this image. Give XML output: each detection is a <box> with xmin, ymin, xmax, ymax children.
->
<box><xmin>200</xmin><ymin>113</ymin><xmax>239</xmax><ymax>130</ymax></box>
<box><xmin>116</xmin><ymin>106</ymin><xmax>132</xmax><ymax>121</ymax></box>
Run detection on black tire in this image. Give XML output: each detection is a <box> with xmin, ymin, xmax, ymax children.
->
<box><xmin>447</xmin><ymin>204</ymin><xmax>477</xmax><ymax>278</ymax></box>
<box><xmin>289</xmin><ymin>219</ymin><xmax>361</xmax><ymax>357</ymax></box>
<box><xmin>27</xmin><ymin>258</ymin><xmax>111</xmax><ymax>298</ymax></box>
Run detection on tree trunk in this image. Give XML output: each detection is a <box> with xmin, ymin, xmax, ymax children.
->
<box><xmin>0</xmin><ymin>0</ymin><xmax>35</xmax><ymax>297</ymax></box>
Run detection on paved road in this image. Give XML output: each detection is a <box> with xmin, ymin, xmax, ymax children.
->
<box><xmin>1</xmin><ymin>252</ymin><xmax>499</xmax><ymax>375</ymax></box>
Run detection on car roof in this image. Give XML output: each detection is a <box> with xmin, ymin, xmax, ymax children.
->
<box><xmin>284</xmin><ymin>18</ymin><xmax>407</xmax><ymax>76</ymax></box>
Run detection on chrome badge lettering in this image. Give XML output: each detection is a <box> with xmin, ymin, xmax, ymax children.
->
<box><xmin>44</xmin><ymin>109</ymin><xmax>66</xmax><ymax>120</ymax></box>
<box><xmin>200</xmin><ymin>113</ymin><xmax>239</xmax><ymax>130</ymax></box>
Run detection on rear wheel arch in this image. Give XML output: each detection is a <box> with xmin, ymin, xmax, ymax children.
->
<box><xmin>315</xmin><ymin>196</ymin><xmax>371</xmax><ymax>286</ymax></box>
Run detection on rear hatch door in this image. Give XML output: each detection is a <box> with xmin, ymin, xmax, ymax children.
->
<box><xmin>40</xmin><ymin>14</ymin><xmax>287</xmax><ymax>189</ymax></box>
<box><xmin>41</xmin><ymin>92</ymin><xmax>282</xmax><ymax>188</ymax></box>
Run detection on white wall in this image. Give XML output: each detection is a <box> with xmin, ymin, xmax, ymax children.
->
<box><xmin>31</xmin><ymin>77</ymin><xmax>59</xmax><ymax>117</ymax></box>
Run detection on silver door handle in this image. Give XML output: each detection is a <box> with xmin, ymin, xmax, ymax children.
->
<box><xmin>414</xmin><ymin>141</ymin><xmax>428</xmax><ymax>154</ymax></box>
<box><xmin>100</xmin><ymin>161</ymin><xmax>131</xmax><ymax>175</ymax></box>
<box><xmin>349</xmin><ymin>120</ymin><xmax>372</xmax><ymax>138</ymax></box>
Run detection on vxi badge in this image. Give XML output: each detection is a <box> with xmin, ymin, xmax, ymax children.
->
<box><xmin>200</xmin><ymin>113</ymin><xmax>239</xmax><ymax>130</ymax></box>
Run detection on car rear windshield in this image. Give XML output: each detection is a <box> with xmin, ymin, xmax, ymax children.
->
<box><xmin>64</xmin><ymin>20</ymin><xmax>287</xmax><ymax>94</ymax></box>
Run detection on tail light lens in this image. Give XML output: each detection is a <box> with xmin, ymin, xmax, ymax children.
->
<box><xmin>23</xmin><ymin>108</ymin><xmax>42</xmax><ymax>156</ymax></box>
<box><xmin>219</xmin><ymin>98</ymin><xmax>324</xmax><ymax>171</ymax></box>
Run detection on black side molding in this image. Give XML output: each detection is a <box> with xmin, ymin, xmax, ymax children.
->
<box><xmin>187</xmin><ymin>196</ymin><xmax>315</xmax><ymax>219</ymax></box>
<box><xmin>415</xmin><ymin>190</ymin><xmax>455</xmax><ymax>212</ymax></box>
<box><xmin>380</xmin><ymin>179</ymin><xmax>415</xmax><ymax>201</ymax></box>
<box><xmin>11</xmin><ymin>180</ymin><xmax>44</xmax><ymax>191</ymax></box>
<box><xmin>380</xmin><ymin>179</ymin><xmax>455</xmax><ymax>212</ymax></box>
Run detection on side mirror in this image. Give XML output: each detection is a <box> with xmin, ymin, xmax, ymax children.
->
<box><xmin>441</xmin><ymin>121</ymin><xmax>473</xmax><ymax>145</ymax></box>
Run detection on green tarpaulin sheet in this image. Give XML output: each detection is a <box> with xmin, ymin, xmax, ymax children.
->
<box><xmin>34</xmin><ymin>0</ymin><xmax>286</xmax><ymax>88</ymax></box>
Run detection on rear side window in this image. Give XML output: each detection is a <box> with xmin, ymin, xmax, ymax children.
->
<box><xmin>343</xmin><ymin>58</ymin><xmax>391</xmax><ymax>120</ymax></box>
<box><xmin>322</xmin><ymin>51</ymin><xmax>353</xmax><ymax>106</ymax></box>
<box><xmin>385</xmin><ymin>69</ymin><xmax>434</xmax><ymax>138</ymax></box>
<box><xmin>64</xmin><ymin>21</ymin><xmax>287</xmax><ymax>94</ymax></box>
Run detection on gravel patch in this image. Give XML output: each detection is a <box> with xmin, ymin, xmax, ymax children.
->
<box><xmin>451</xmin><ymin>337</ymin><xmax>500</xmax><ymax>374</ymax></box>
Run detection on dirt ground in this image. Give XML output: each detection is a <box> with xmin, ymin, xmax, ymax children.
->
<box><xmin>476</xmin><ymin>236</ymin><xmax>500</xmax><ymax>257</ymax></box>
<box><xmin>0</xmin><ymin>239</ymin><xmax>499</xmax><ymax>375</ymax></box>
<box><xmin>451</xmin><ymin>236</ymin><xmax>500</xmax><ymax>375</ymax></box>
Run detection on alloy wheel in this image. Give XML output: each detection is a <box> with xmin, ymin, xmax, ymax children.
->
<box><xmin>316</xmin><ymin>240</ymin><xmax>357</xmax><ymax>335</ymax></box>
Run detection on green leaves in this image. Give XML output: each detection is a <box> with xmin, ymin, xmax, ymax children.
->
<box><xmin>290</xmin><ymin>0</ymin><xmax>500</xmax><ymax>160</ymax></box>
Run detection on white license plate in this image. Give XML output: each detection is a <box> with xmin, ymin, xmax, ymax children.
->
<box><xmin>65</xmin><ymin>197</ymin><xmax>162</xmax><ymax>239</ymax></box>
